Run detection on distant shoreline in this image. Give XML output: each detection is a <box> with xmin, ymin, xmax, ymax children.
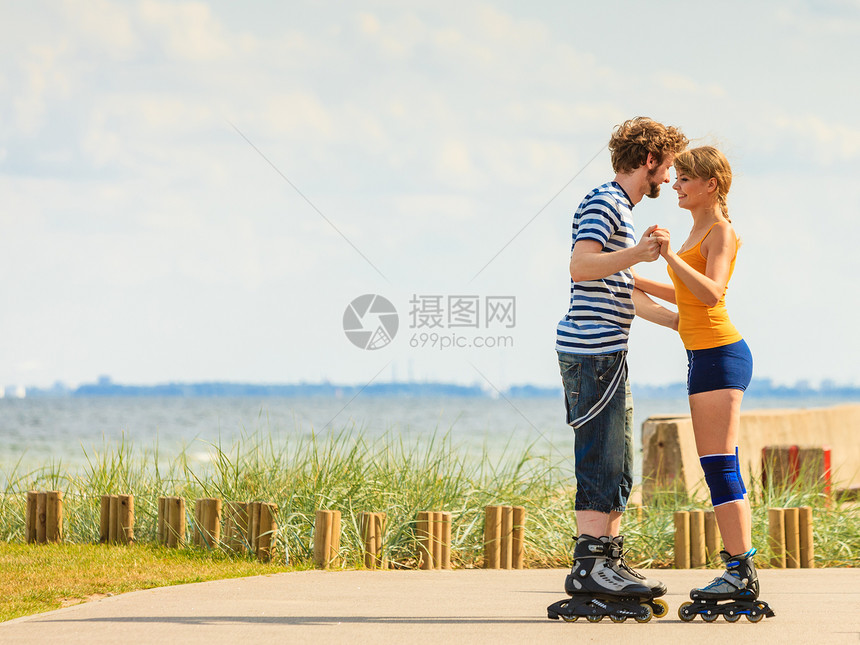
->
<box><xmin>9</xmin><ymin>378</ymin><xmax>860</xmax><ymax>400</ymax></box>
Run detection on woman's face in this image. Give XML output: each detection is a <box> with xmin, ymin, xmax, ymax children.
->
<box><xmin>672</xmin><ymin>172</ymin><xmax>713</xmax><ymax>210</ymax></box>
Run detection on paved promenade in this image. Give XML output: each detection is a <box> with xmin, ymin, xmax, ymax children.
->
<box><xmin>1</xmin><ymin>568</ymin><xmax>858</xmax><ymax>644</ymax></box>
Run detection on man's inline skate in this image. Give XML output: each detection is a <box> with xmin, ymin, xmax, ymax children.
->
<box><xmin>678</xmin><ymin>548</ymin><xmax>775</xmax><ymax>623</ymax></box>
<box><xmin>605</xmin><ymin>535</ymin><xmax>669</xmax><ymax>618</ymax></box>
<box><xmin>547</xmin><ymin>535</ymin><xmax>663</xmax><ymax>623</ymax></box>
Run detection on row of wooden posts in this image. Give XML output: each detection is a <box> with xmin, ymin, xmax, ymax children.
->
<box><xmin>673</xmin><ymin>509</ymin><xmax>721</xmax><ymax>568</ymax></box>
<box><xmin>24</xmin><ymin>492</ymin><xmax>527</xmax><ymax>569</ymax></box>
<box><xmin>674</xmin><ymin>506</ymin><xmax>815</xmax><ymax>569</ymax></box>
<box><xmin>24</xmin><ymin>491</ymin><xmax>64</xmax><ymax>544</ymax></box>
<box><xmin>768</xmin><ymin>506</ymin><xmax>814</xmax><ymax>568</ymax></box>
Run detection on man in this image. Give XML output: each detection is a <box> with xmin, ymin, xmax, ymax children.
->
<box><xmin>555</xmin><ymin>116</ymin><xmax>688</xmax><ymax>612</ymax></box>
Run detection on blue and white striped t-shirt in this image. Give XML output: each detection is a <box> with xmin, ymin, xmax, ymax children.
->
<box><xmin>556</xmin><ymin>181</ymin><xmax>636</xmax><ymax>355</ymax></box>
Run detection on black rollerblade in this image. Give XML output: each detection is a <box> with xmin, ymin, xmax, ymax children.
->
<box><xmin>607</xmin><ymin>536</ymin><xmax>669</xmax><ymax>618</ymax></box>
<box><xmin>678</xmin><ymin>548</ymin><xmax>776</xmax><ymax>623</ymax></box>
<box><xmin>547</xmin><ymin>535</ymin><xmax>655</xmax><ymax>623</ymax></box>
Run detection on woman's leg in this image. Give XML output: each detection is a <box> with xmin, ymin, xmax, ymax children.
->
<box><xmin>689</xmin><ymin>388</ymin><xmax>751</xmax><ymax>555</ymax></box>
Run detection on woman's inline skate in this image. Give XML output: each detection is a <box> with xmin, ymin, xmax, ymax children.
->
<box><xmin>547</xmin><ymin>534</ymin><xmax>666</xmax><ymax>623</ymax></box>
<box><xmin>678</xmin><ymin>548</ymin><xmax>775</xmax><ymax>623</ymax></box>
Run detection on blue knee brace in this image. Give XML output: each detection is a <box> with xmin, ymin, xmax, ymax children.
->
<box><xmin>700</xmin><ymin>448</ymin><xmax>746</xmax><ymax>506</ymax></box>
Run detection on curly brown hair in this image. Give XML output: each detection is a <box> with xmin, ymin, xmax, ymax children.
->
<box><xmin>608</xmin><ymin>117</ymin><xmax>688</xmax><ymax>174</ymax></box>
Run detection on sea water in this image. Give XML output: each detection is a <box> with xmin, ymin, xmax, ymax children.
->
<box><xmin>0</xmin><ymin>395</ymin><xmax>852</xmax><ymax>481</ymax></box>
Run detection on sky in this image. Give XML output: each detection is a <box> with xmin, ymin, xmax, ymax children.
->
<box><xmin>1</xmin><ymin>0</ymin><xmax>859</xmax><ymax>391</ymax></box>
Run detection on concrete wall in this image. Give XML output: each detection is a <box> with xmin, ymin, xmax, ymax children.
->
<box><xmin>641</xmin><ymin>404</ymin><xmax>860</xmax><ymax>500</ymax></box>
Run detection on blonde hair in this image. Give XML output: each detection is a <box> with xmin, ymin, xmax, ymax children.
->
<box><xmin>673</xmin><ymin>146</ymin><xmax>733</xmax><ymax>221</ymax></box>
<box><xmin>608</xmin><ymin>116</ymin><xmax>688</xmax><ymax>174</ymax></box>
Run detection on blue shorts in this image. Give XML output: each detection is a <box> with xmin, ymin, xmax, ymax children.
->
<box><xmin>686</xmin><ymin>339</ymin><xmax>753</xmax><ymax>396</ymax></box>
<box><xmin>558</xmin><ymin>351</ymin><xmax>633</xmax><ymax>514</ymax></box>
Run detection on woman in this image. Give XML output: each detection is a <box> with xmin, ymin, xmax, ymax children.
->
<box><xmin>633</xmin><ymin>146</ymin><xmax>773</xmax><ymax>622</ymax></box>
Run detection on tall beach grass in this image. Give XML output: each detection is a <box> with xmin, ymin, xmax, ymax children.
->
<box><xmin>0</xmin><ymin>429</ymin><xmax>856</xmax><ymax>568</ymax></box>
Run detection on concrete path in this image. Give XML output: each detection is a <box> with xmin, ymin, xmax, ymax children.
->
<box><xmin>1</xmin><ymin>568</ymin><xmax>858</xmax><ymax>644</ymax></box>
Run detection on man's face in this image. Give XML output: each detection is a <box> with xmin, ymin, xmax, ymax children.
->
<box><xmin>646</xmin><ymin>154</ymin><xmax>675</xmax><ymax>199</ymax></box>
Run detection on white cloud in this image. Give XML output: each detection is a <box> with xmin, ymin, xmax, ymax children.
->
<box><xmin>62</xmin><ymin>0</ymin><xmax>140</xmax><ymax>58</ymax></box>
<box><xmin>138</xmin><ymin>0</ymin><xmax>232</xmax><ymax>61</ymax></box>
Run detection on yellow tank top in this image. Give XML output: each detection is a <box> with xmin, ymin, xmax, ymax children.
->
<box><xmin>667</xmin><ymin>222</ymin><xmax>742</xmax><ymax>351</ymax></box>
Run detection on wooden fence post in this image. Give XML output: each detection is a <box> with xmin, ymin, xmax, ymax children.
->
<box><xmin>512</xmin><ymin>506</ymin><xmax>526</xmax><ymax>569</ymax></box>
<box><xmin>25</xmin><ymin>491</ymin><xmax>38</xmax><ymax>544</ymax></box>
<box><xmin>36</xmin><ymin>492</ymin><xmax>47</xmax><ymax>544</ymax></box>
<box><xmin>484</xmin><ymin>505</ymin><xmax>502</xmax><ymax>569</ymax></box>
<box><xmin>673</xmin><ymin>510</ymin><xmax>690</xmax><ymax>569</ymax></box>
<box><xmin>704</xmin><ymin>510</ymin><xmax>720</xmax><ymax>563</ymax></box>
<box><xmin>359</xmin><ymin>512</ymin><xmax>387</xmax><ymax>569</ymax></box>
<box><xmin>799</xmin><ymin>506</ymin><xmax>814</xmax><ymax>568</ymax></box>
<box><xmin>689</xmin><ymin>509</ymin><xmax>706</xmax><ymax>568</ymax></box>
<box><xmin>784</xmin><ymin>507</ymin><xmax>800</xmax><ymax>568</ymax></box>
<box><xmin>768</xmin><ymin>508</ymin><xmax>786</xmax><ymax>568</ymax></box>
<box><xmin>313</xmin><ymin>510</ymin><xmax>341</xmax><ymax>569</ymax></box>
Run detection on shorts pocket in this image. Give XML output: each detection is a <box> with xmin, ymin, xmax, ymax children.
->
<box><xmin>560</xmin><ymin>361</ymin><xmax>581</xmax><ymax>426</ymax></box>
<box><xmin>595</xmin><ymin>353</ymin><xmax>621</xmax><ymax>382</ymax></box>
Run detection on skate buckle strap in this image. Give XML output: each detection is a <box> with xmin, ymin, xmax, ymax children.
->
<box><xmin>703</xmin><ymin>570</ymin><xmax>743</xmax><ymax>593</ymax></box>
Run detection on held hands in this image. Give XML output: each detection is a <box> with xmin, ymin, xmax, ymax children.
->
<box><xmin>651</xmin><ymin>227</ymin><xmax>673</xmax><ymax>259</ymax></box>
<box><xmin>635</xmin><ymin>225</ymin><xmax>662</xmax><ymax>263</ymax></box>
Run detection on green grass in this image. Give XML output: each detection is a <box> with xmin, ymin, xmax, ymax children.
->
<box><xmin>0</xmin><ymin>429</ymin><xmax>857</xmax><ymax>622</ymax></box>
<box><xmin>0</xmin><ymin>543</ymin><xmax>291</xmax><ymax>622</ymax></box>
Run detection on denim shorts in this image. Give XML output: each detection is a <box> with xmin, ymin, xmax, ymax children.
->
<box><xmin>686</xmin><ymin>339</ymin><xmax>753</xmax><ymax>396</ymax></box>
<box><xmin>558</xmin><ymin>350</ymin><xmax>633</xmax><ymax>514</ymax></box>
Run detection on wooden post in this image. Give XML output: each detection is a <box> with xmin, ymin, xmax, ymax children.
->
<box><xmin>784</xmin><ymin>506</ymin><xmax>800</xmax><ymax>568</ymax></box>
<box><xmin>157</xmin><ymin>497</ymin><xmax>166</xmax><ymax>546</ymax></box>
<box><xmin>360</xmin><ymin>512</ymin><xmax>386</xmax><ymax>569</ymax></box>
<box><xmin>768</xmin><ymin>508</ymin><xmax>786</xmax><ymax>568</ymax></box>
<box><xmin>512</xmin><ymin>506</ymin><xmax>526</xmax><ymax>569</ymax></box>
<box><xmin>416</xmin><ymin>511</ymin><xmax>432</xmax><ymax>570</ymax></box>
<box><xmin>108</xmin><ymin>495</ymin><xmax>119</xmax><ymax>544</ymax></box>
<box><xmin>439</xmin><ymin>511</ymin><xmax>451</xmax><ymax>570</ymax></box>
<box><xmin>167</xmin><ymin>497</ymin><xmax>185</xmax><ymax>548</ymax></box>
<box><xmin>313</xmin><ymin>510</ymin><xmax>341</xmax><ymax>569</ymax></box>
<box><xmin>26</xmin><ymin>491</ymin><xmax>38</xmax><ymax>544</ymax></box>
<box><xmin>203</xmin><ymin>498</ymin><xmax>222</xmax><ymax>548</ymax></box>
<box><xmin>673</xmin><ymin>510</ymin><xmax>690</xmax><ymax>569</ymax></box>
<box><xmin>248</xmin><ymin>502</ymin><xmax>261</xmax><ymax>553</ymax></box>
<box><xmin>257</xmin><ymin>503</ymin><xmax>277</xmax><ymax>562</ymax></box>
<box><xmin>431</xmin><ymin>512</ymin><xmax>443</xmax><ymax>570</ymax></box>
<box><xmin>689</xmin><ymin>509</ymin><xmax>706</xmax><ymax>568</ymax></box>
<box><xmin>500</xmin><ymin>506</ymin><xmax>513</xmax><ymax>569</ymax></box>
<box><xmin>118</xmin><ymin>494</ymin><xmax>134</xmax><ymax>544</ymax></box>
<box><xmin>36</xmin><ymin>491</ymin><xmax>47</xmax><ymax>544</ymax></box>
<box><xmin>484</xmin><ymin>505</ymin><xmax>502</xmax><ymax>569</ymax></box>
<box><xmin>193</xmin><ymin>498</ymin><xmax>203</xmax><ymax>546</ymax></box>
<box><xmin>704</xmin><ymin>511</ymin><xmax>720</xmax><ymax>562</ymax></box>
<box><xmin>166</xmin><ymin>496</ymin><xmax>176</xmax><ymax>548</ymax></box>
<box><xmin>799</xmin><ymin>506</ymin><xmax>814</xmax><ymax>568</ymax></box>
<box><xmin>45</xmin><ymin>491</ymin><xmax>63</xmax><ymax>543</ymax></box>
<box><xmin>100</xmin><ymin>496</ymin><xmax>111</xmax><ymax>544</ymax></box>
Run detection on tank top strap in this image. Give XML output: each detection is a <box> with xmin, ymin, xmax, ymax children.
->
<box><xmin>694</xmin><ymin>221</ymin><xmax>722</xmax><ymax>252</ymax></box>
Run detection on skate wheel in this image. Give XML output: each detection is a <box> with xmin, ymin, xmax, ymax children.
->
<box><xmin>678</xmin><ymin>601</ymin><xmax>696</xmax><ymax>623</ymax></box>
<box><xmin>747</xmin><ymin>610</ymin><xmax>764</xmax><ymax>623</ymax></box>
<box><xmin>561</xmin><ymin>614</ymin><xmax>578</xmax><ymax>622</ymax></box>
<box><xmin>586</xmin><ymin>614</ymin><xmax>603</xmax><ymax>623</ymax></box>
<box><xmin>724</xmin><ymin>610</ymin><xmax>741</xmax><ymax>623</ymax></box>
<box><xmin>634</xmin><ymin>604</ymin><xmax>653</xmax><ymax>624</ymax></box>
<box><xmin>652</xmin><ymin>598</ymin><xmax>669</xmax><ymax>618</ymax></box>
<box><xmin>701</xmin><ymin>610</ymin><xmax>719</xmax><ymax>622</ymax></box>
<box><xmin>609</xmin><ymin>614</ymin><xmax>627</xmax><ymax>623</ymax></box>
